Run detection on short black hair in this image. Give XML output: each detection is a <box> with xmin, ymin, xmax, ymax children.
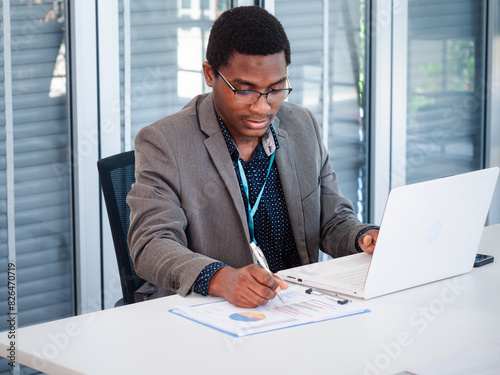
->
<box><xmin>206</xmin><ymin>6</ymin><xmax>291</xmax><ymax>71</ymax></box>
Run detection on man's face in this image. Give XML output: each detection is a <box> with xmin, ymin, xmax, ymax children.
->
<box><xmin>203</xmin><ymin>52</ymin><xmax>289</xmax><ymax>147</ymax></box>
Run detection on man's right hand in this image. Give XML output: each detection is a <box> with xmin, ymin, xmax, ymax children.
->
<box><xmin>207</xmin><ymin>265</ymin><xmax>288</xmax><ymax>308</ymax></box>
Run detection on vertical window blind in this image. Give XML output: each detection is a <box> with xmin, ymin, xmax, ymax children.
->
<box><xmin>0</xmin><ymin>1</ymin><xmax>72</xmax><ymax>373</ymax></box>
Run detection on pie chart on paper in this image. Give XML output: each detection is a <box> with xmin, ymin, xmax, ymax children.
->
<box><xmin>229</xmin><ymin>312</ymin><xmax>266</xmax><ymax>322</ymax></box>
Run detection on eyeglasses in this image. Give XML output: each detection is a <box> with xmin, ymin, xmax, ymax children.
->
<box><xmin>216</xmin><ymin>69</ymin><xmax>292</xmax><ymax>105</ymax></box>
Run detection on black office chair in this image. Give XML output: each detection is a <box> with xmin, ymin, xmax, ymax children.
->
<box><xmin>97</xmin><ymin>150</ymin><xmax>145</xmax><ymax>306</ymax></box>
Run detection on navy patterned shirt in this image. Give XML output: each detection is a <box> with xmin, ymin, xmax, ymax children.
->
<box><xmin>193</xmin><ymin>116</ymin><xmax>301</xmax><ymax>295</ymax></box>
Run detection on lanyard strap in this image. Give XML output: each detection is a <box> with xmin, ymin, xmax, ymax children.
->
<box><xmin>238</xmin><ymin>151</ymin><xmax>276</xmax><ymax>243</ymax></box>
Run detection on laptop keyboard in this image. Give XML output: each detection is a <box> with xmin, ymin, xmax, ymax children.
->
<box><xmin>320</xmin><ymin>267</ymin><xmax>368</xmax><ymax>289</ymax></box>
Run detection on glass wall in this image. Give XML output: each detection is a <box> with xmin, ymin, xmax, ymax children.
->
<box><xmin>275</xmin><ymin>0</ymin><xmax>370</xmax><ymax>222</ymax></box>
<box><xmin>119</xmin><ymin>0</ymin><xmax>229</xmax><ymax>149</ymax></box>
<box><xmin>405</xmin><ymin>0</ymin><xmax>486</xmax><ymax>183</ymax></box>
<box><xmin>0</xmin><ymin>0</ymin><xmax>73</xmax><ymax>372</ymax></box>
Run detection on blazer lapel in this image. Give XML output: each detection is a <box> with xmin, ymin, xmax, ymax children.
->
<box><xmin>198</xmin><ymin>94</ymin><xmax>251</xmax><ymax>243</ymax></box>
<box><xmin>273</xmin><ymin>118</ymin><xmax>309</xmax><ymax>265</ymax></box>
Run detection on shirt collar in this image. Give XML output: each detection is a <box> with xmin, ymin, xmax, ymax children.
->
<box><xmin>216</xmin><ymin>114</ymin><xmax>279</xmax><ymax>159</ymax></box>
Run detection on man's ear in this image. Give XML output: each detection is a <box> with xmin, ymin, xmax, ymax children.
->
<box><xmin>202</xmin><ymin>61</ymin><xmax>215</xmax><ymax>88</ymax></box>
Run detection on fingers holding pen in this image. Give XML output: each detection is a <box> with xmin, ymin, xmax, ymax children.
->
<box><xmin>208</xmin><ymin>264</ymin><xmax>287</xmax><ymax>308</ymax></box>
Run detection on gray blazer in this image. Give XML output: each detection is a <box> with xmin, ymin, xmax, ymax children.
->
<box><xmin>127</xmin><ymin>93</ymin><xmax>371</xmax><ymax>299</ymax></box>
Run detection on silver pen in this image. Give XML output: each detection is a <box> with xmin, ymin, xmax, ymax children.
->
<box><xmin>249</xmin><ymin>242</ymin><xmax>285</xmax><ymax>304</ymax></box>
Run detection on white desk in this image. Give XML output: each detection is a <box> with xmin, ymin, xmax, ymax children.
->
<box><xmin>2</xmin><ymin>224</ymin><xmax>500</xmax><ymax>375</ymax></box>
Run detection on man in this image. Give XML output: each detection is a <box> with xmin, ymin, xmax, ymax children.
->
<box><xmin>127</xmin><ymin>6</ymin><xmax>378</xmax><ymax>308</ymax></box>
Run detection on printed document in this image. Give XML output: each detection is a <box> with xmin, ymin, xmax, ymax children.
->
<box><xmin>170</xmin><ymin>285</ymin><xmax>369</xmax><ymax>337</ymax></box>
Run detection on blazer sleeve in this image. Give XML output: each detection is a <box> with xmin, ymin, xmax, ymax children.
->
<box><xmin>127</xmin><ymin>124</ymin><xmax>215</xmax><ymax>297</ymax></box>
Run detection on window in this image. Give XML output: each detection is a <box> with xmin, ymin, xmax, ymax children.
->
<box><xmin>371</xmin><ymin>0</ymin><xmax>495</xmax><ymax>223</ymax></box>
<box><xmin>275</xmin><ymin>0</ymin><xmax>370</xmax><ymax>222</ymax></box>
<box><xmin>119</xmin><ymin>1</ymin><xmax>226</xmax><ymax>150</ymax></box>
<box><xmin>405</xmin><ymin>0</ymin><xmax>486</xmax><ymax>183</ymax></box>
<box><xmin>0</xmin><ymin>0</ymin><xmax>72</xmax><ymax>373</ymax></box>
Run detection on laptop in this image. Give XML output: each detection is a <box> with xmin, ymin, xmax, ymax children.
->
<box><xmin>277</xmin><ymin>167</ymin><xmax>499</xmax><ymax>299</ymax></box>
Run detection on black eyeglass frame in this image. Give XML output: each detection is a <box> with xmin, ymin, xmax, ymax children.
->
<box><xmin>215</xmin><ymin>69</ymin><xmax>293</xmax><ymax>105</ymax></box>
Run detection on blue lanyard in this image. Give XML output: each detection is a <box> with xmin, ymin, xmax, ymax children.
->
<box><xmin>237</xmin><ymin>151</ymin><xmax>276</xmax><ymax>243</ymax></box>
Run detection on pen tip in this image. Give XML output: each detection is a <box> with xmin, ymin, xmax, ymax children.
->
<box><xmin>278</xmin><ymin>294</ymin><xmax>285</xmax><ymax>304</ymax></box>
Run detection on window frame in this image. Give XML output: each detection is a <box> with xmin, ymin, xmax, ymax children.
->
<box><xmin>70</xmin><ymin>0</ymin><xmax>103</xmax><ymax>313</ymax></box>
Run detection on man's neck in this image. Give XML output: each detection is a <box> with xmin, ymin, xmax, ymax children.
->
<box><xmin>234</xmin><ymin>137</ymin><xmax>260</xmax><ymax>162</ymax></box>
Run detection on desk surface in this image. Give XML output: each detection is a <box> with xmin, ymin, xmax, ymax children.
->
<box><xmin>2</xmin><ymin>224</ymin><xmax>500</xmax><ymax>375</ymax></box>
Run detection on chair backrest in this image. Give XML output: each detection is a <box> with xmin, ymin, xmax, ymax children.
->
<box><xmin>97</xmin><ymin>150</ymin><xmax>145</xmax><ymax>304</ymax></box>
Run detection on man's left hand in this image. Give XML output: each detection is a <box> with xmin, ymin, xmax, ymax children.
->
<box><xmin>358</xmin><ymin>229</ymin><xmax>379</xmax><ymax>254</ymax></box>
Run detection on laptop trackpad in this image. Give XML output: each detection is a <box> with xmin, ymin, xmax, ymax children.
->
<box><xmin>279</xmin><ymin>252</ymin><xmax>372</xmax><ymax>290</ymax></box>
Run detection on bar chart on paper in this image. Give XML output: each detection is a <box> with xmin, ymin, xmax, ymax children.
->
<box><xmin>171</xmin><ymin>286</ymin><xmax>369</xmax><ymax>337</ymax></box>
<box><xmin>273</xmin><ymin>299</ymin><xmax>340</xmax><ymax>318</ymax></box>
